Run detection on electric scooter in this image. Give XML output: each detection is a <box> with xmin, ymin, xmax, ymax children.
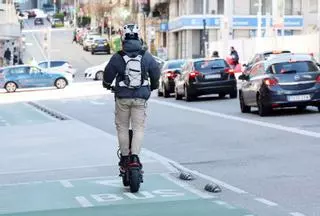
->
<box><xmin>111</xmin><ymin>86</ymin><xmax>143</xmax><ymax>193</ymax></box>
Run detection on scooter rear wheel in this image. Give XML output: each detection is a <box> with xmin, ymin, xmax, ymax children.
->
<box><xmin>129</xmin><ymin>168</ymin><xmax>141</xmax><ymax>193</ymax></box>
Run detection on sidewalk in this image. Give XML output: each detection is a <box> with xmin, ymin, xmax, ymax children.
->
<box><xmin>0</xmin><ymin>101</ymin><xmax>253</xmax><ymax>216</ymax></box>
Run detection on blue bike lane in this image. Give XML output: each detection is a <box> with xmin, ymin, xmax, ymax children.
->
<box><xmin>0</xmin><ymin>102</ymin><xmax>254</xmax><ymax>216</ymax></box>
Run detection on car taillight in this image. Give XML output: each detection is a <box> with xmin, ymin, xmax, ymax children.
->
<box><xmin>189</xmin><ymin>70</ymin><xmax>201</xmax><ymax>79</ymax></box>
<box><xmin>264</xmin><ymin>78</ymin><xmax>278</xmax><ymax>86</ymax></box>
<box><xmin>165</xmin><ymin>71</ymin><xmax>176</xmax><ymax>78</ymax></box>
<box><xmin>316</xmin><ymin>75</ymin><xmax>320</xmax><ymax>83</ymax></box>
<box><xmin>224</xmin><ymin>68</ymin><xmax>235</xmax><ymax>74</ymax></box>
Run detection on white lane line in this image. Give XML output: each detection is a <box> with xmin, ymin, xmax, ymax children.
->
<box><xmin>290</xmin><ymin>212</ymin><xmax>306</xmax><ymax>216</ymax></box>
<box><xmin>212</xmin><ymin>200</ymin><xmax>236</xmax><ymax>209</ymax></box>
<box><xmin>75</xmin><ymin>196</ymin><xmax>93</xmax><ymax>208</ymax></box>
<box><xmin>59</xmin><ymin>180</ymin><xmax>74</xmax><ymax>188</ymax></box>
<box><xmin>143</xmin><ymin>149</ymin><xmax>248</xmax><ymax>194</ymax></box>
<box><xmin>161</xmin><ymin>173</ymin><xmax>215</xmax><ymax>199</ymax></box>
<box><xmin>150</xmin><ymin>99</ymin><xmax>320</xmax><ymax>139</ymax></box>
<box><xmin>254</xmin><ymin>198</ymin><xmax>278</xmax><ymax>206</ymax></box>
<box><xmin>0</xmin><ymin>181</ymin><xmax>43</xmax><ymax>187</ymax></box>
<box><xmin>90</xmin><ymin>101</ymin><xmax>106</xmax><ymax>105</ymax></box>
<box><xmin>31</xmin><ymin>31</ymin><xmax>47</xmax><ymax>60</ymax></box>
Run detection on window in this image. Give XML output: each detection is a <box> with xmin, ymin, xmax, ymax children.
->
<box><xmin>250</xmin><ymin>0</ymin><xmax>272</xmax><ymax>15</ymax></box>
<box><xmin>51</xmin><ymin>61</ymin><xmax>66</xmax><ymax>67</ymax></box>
<box><xmin>192</xmin><ymin>0</ymin><xmax>209</xmax><ymax>14</ymax></box>
<box><xmin>250</xmin><ymin>63</ymin><xmax>265</xmax><ymax>76</ymax></box>
<box><xmin>271</xmin><ymin>61</ymin><xmax>318</xmax><ymax>74</ymax></box>
<box><xmin>285</xmin><ymin>0</ymin><xmax>293</xmax><ymax>15</ymax></box>
<box><xmin>309</xmin><ymin>0</ymin><xmax>317</xmax><ymax>13</ymax></box>
<box><xmin>30</xmin><ymin>67</ymin><xmax>41</xmax><ymax>73</ymax></box>
<box><xmin>9</xmin><ymin>67</ymin><xmax>29</xmax><ymax>74</ymax></box>
<box><xmin>167</xmin><ymin>60</ymin><xmax>186</xmax><ymax>69</ymax></box>
<box><xmin>194</xmin><ymin>59</ymin><xmax>227</xmax><ymax>71</ymax></box>
<box><xmin>217</xmin><ymin>0</ymin><xmax>224</xmax><ymax>14</ymax></box>
<box><xmin>38</xmin><ymin>62</ymin><xmax>48</xmax><ymax>68</ymax></box>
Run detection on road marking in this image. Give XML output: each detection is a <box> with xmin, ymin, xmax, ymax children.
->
<box><xmin>290</xmin><ymin>212</ymin><xmax>306</xmax><ymax>216</ymax></box>
<box><xmin>161</xmin><ymin>173</ymin><xmax>215</xmax><ymax>199</ymax></box>
<box><xmin>144</xmin><ymin>149</ymin><xmax>248</xmax><ymax>194</ymax></box>
<box><xmin>94</xmin><ymin>179</ymin><xmax>122</xmax><ymax>188</ymax></box>
<box><xmin>90</xmin><ymin>101</ymin><xmax>106</xmax><ymax>105</ymax></box>
<box><xmin>254</xmin><ymin>198</ymin><xmax>278</xmax><ymax>206</ymax></box>
<box><xmin>59</xmin><ymin>180</ymin><xmax>74</xmax><ymax>188</ymax></box>
<box><xmin>75</xmin><ymin>196</ymin><xmax>94</xmax><ymax>207</ymax></box>
<box><xmin>31</xmin><ymin>31</ymin><xmax>47</xmax><ymax>60</ymax></box>
<box><xmin>212</xmin><ymin>200</ymin><xmax>236</xmax><ymax>209</ymax></box>
<box><xmin>25</xmin><ymin>42</ymin><xmax>33</xmax><ymax>46</ymax></box>
<box><xmin>0</xmin><ymin>181</ymin><xmax>43</xmax><ymax>187</ymax></box>
<box><xmin>150</xmin><ymin>99</ymin><xmax>320</xmax><ymax>139</ymax></box>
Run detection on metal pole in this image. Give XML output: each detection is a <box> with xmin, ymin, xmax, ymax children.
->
<box><xmin>202</xmin><ymin>0</ymin><xmax>207</xmax><ymax>57</ymax></box>
<box><xmin>73</xmin><ymin>0</ymin><xmax>77</xmax><ymax>28</ymax></box>
<box><xmin>48</xmin><ymin>28</ymin><xmax>51</xmax><ymax>69</ymax></box>
<box><xmin>256</xmin><ymin>0</ymin><xmax>262</xmax><ymax>52</ymax></box>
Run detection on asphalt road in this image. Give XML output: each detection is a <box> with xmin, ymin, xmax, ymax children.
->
<box><xmin>15</xmin><ymin>22</ymin><xmax>320</xmax><ymax>216</ymax></box>
<box><xmin>22</xmin><ymin>18</ymin><xmax>111</xmax><ymax>82</ymax></box>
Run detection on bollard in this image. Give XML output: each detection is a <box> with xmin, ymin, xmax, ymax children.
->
<box><xmin>204</xmin><ymin>183</ymin><xmax>222</xmax><ymax>193</ymax></box>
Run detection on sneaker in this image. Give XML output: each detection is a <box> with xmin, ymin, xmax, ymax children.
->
<box><xmin>118</xmin><ymin>155</ymin><xmax>129</xmax><ymax>168</ymax></box>
<box><xmin>129</xmin><ymin>154</ymin><xmax>142</xmax><ymax>168</ymax></box>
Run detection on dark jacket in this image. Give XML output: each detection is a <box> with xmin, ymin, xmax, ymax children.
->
<box><xmin>103</xmin><ymin>39</ymin><xmax>160</xmax><ymax>100</ymax></box>
<box><xmin>230</xmin><ymin>50</ymin><xmax>239</xmax><ymax>61</ymax></box>
<box><xmin>4</xmin><ymin>50</ymin><xmax>11</xmax><ymax>60</ymax></box>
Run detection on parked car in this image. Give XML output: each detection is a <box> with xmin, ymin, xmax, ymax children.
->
<box><xmin>174</xmin><ymin>58</ymin><xmax>237</xmax><ymax>101</ymax></box>
<box><xmin>0</xmin><ymin>65</ymin><xmax>73</xmax><ymax>93</ymax></box>
<box><xmin>158</xmin><ymin>59</ymin><xmax>186</xmax><ymax>97</ymax></box>
<box><xmin>38</xmin><ymin>60</ymin><xmax>76</xmax><ymax>78</ymax></box>
<box><xmin>91</xmin><ymin>38</ymin><xmax>111</xmax><ymax>55</ymax></box>
<box><xmin>238</xmin><ymin>53</ymin><xmax>320</xmax><ymax>116</ymax></box>
<box><xmin>243</xmin><ymin>50</ymin><xmax>291</xmax><ymax>73</ymax></box>
<box><xmin>34</xmin><ymin>17</ymin><xmax>44</xmax><ymax>25</ymax></box>
<box><xmin>26</xmin><ymin>10</ymin><xmax>36</xmax><ymax>18</ymax></box>
<box><xmin>51</xmin><ymin>18</ymin><xmax>64</xmax><ymax>28</ymax></box>
<box><xmin>84</xmin><ymin>61</ymin><xmax>109</xmax><ymax>80</ymax></box>
<box><xmin>83</xmin><ymin>35</ymin><xmax>101</xmax><ymax>51</ymax></box>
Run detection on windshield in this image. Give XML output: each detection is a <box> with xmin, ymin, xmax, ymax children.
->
<box><xmin>194</xmin><ymin>59</ymin><xmax>227</xmax><ymax>70</ymax></box>
<box><xmin>271</xmin><ymin>61</ymin><xmax>319</xmax><ymax>74</ymax></box>
<box><xmin>264</xmin><ymin>51</ymin><xmax>291</xmax><ymax>59</ymax></box>
<box><xmin>167</xmin><ymin>60</ymin><xmax>185</xmax><ymax>69</ymax></box>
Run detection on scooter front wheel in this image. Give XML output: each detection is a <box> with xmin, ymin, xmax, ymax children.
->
<box><xmin>129</xmin><ymin>168</ymin><xmax>141</xmax><ymax>193</ymax></box>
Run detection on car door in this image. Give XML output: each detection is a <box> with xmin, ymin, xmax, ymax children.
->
<box><xmin>9</xmin><ymin>67</ymin><xmax>34</xmax><ymax>88</ymax></box>
<box><xmin>246</xmin><ymin>63</ymin><xmax>266</xmax><ymax>106</ymax></box>
<box><xmin>30</xmin><ymin>66</ymin><xmax>52</xmax><ymax>87</ymax></box>
<box><xmin>175</xmin><ymin>61</ymin><xmax>188</xmax><ymax>94</ymax></box>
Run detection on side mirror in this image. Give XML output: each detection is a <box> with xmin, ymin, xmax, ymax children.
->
<box><xmin>242</xmin><ymin>63</ymin><xmax>248</xmax><ymax>67</ymax></box>
<box><xmin>316</xmin><ymin>63</ymin><xmax>320</xmax><ymax>67</ymax></box>
<box><xmin>238</xmin><ymin>74</ymin><xmax>249</xmax><ymax>80</ymax></box>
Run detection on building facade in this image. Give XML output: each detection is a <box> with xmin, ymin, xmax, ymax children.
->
<box><xmin>155</xmin><ymin>0</ymin><xmax>317</xmax><ymax>59</ymax></box>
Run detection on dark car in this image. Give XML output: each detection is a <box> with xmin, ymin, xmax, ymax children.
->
<box><xmin>238</xmin><ymin>54</ymin><xmax>320</xmax><ymax>116</ymax></box>
<box><xmin>174</xmin><ymin>58</ymin><xmax>237</xmax><ymax>101</ymax></box>
<box><xmin>27</xmin><ymin>10</ymin><xmax>36</xmax><ymax>18</ymax></box>
<box><xmin>91</xmin><ymin>39</ymin><xmax>111</xmax><ymax>55</ymax></box>
<box><xmin>243</xmin><ymin>50</ymin><xmax>291</xmax><ymax>73</ymax></box>
<box><xmin>34</xmin><ymin>17</ymin><xmax>44</xmax><ymax>25</ymax></box>
<box><xmin>158</xmin><ymin>59</ymin><xmax>185</xmax><ymax>97</ymax></box>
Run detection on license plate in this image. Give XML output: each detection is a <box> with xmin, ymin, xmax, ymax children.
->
<box><xmin>98</xmin><ymin>44</ymin><xmax>104</xmax><ymax>47</ymax></box>
<box><xmin>287</xmin><ymin>94</ymin><xmax>311</xmax><ymax>101</ymax></box>
<box><xmin>205</xmin><ymin>74</ymin><xmax>221</xmax><ymax>79</ymax></box>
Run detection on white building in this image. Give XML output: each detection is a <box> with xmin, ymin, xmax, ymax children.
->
<box><xmin>159</xmin><ymin>0</ymin><xmax>318</xmax><ymax>59</ymax></box>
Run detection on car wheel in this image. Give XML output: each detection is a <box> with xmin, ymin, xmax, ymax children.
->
<box><xmin>175</xmin><ymin>88</ymin><xmax>183</xmax><ymax>100</ymax></box>
<box><xmin>163</xmin><ymin>85</ymin><xmax>170</xmax><ymax>98</ymax></box>
<box><xmin>5</xmin><ymin>82</ymin><xmax>17</xmax><ymax>93</ymax></box>
<box><xmin>240</xmin><ymin>93</ymin><xmax>251</xmax><ymax>113</ymax></box>
<box><xmin>257</xmin><ymin>94</ymin><xmax>270</xmax><ymax>117</ymax></box>
<box><xmin>55</xmin><ymin>78</ymin><xmax>67</xmax><ymax>89</ymax></box>
<box><xmin>91</xmin><ymin>51</ymin><xmax>94</xmax><ymax>55</ymax></box>
<box><xmin>230</xmin><ymin>89</ymin><xmax>238</xmax><ymax>99</ymax></box>
<box><xmin>157</xmin><ymin>88</ymin><xmax>163</xmax><ymax>97</ymax></box>
<box><xmin>219</xmin><ymin>93</ymin><xmax>226</xmax><ymax>98</ymax></box>
<box><xmin>95</xmin><ymin>71</ymin><xmax>103</xmax><ymax>80</ymax></box>
<box><xmin>184</xmin><ymin>85</ymin><xmax>194</xmax><ymax>102</ymax></box>
<box><xmin>297</xmin><ymin>105</ymin><xmax>307</xmax><ymax>112</ymax></box>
